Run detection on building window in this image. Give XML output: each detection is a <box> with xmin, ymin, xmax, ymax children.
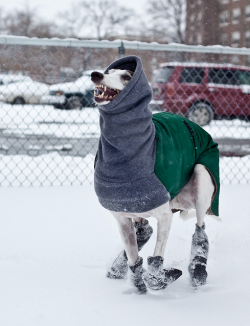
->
<box><xmin>232</xmin><ymin>31</ymin><xmax>240</xmax><ymax>47</ymax></box>
<box><xmin>245</xmin><ymin>31</ymin><xmax>250</xmax><ymax>47</ymax></box>
<box><xmin>232</xmin><ymin>8</ymin><xmax>240</xmax><ymax>24</ymax></box>
<box><xmin>190</xmin><ymin>14</ymin><xmax>195</xmax><ymax>22</ymax></box>
<box><xmin>232</xmin><ymin>56</ymin><xmax>239</xmax><ymax>64</ymax></box>
<box><xmin>198</xmin><ymin>12</ymin><xmax>202</xmax><ymax>21</ymax></box>
<box><xmin>245</xmin><ymin>6</ymin><xmax>250</xmax><ymax>20</ymax></box>
<box><xmin>219</xmin><ymin>0</ymin><xmax>229</xmax><ymax>3</ymax></box>
<box><xmin>197</xmin><ymin>34</ymin><xmax>202</xmax><ymax>44</ymax></box>
<box><xmin>221</xmin><ymin>33</ymin><xmax>228</xmax><ymax>46</ymax></box>
<box><xmin>190</xmin><ymin>0</ymin><xmax>195</xmax><ymax>9</ymax></box>
<box><xmin>220</xmin><ymin>11</ymin><xmax>229</xmax><ymax>25</ymax></box>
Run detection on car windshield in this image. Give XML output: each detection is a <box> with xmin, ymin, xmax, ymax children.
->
<box><xmin>153</xmin><ymin>67</ymin><xmax>174</xmax><ymax>83</ymax></box>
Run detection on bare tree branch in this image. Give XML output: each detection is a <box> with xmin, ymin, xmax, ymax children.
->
<box><xmin>57</xmin><ymin>3</ymin><xmax>84</xmax><ymax>38</ymax></box>
<box><xmin>3</xmin><ymin>6</ymin><xmax>58</xmax><ymax>38</ymax></box>
<box><xmin>81</xmin><ymin>0</ymin><xmax>135</xmax><ymax>40</ymax></box>
<box><xmin>147</xmin><ymin>0</ymin><xmax>185</xmax><ymax>44</ymax></box>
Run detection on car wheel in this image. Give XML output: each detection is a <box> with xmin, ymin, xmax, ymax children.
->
<box><xmin>188</xmin><ymin>103</ymin><xmax>214</xmax><ymax>126</ymax></box>
<box><xmin>13</xmin><ymin>97</ymin><xmax>25</xmax><ymax>105</ymax></box>
<box><xmin>67</xmin><ymin>96</ymin><xmax>83</xmax><ymax>110</ymax></box>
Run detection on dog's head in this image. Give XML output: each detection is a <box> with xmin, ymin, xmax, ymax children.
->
<box><xmin>91</xmin><ymin>69</ymin><xmax>134</xmax><ymax>105</ymax></box>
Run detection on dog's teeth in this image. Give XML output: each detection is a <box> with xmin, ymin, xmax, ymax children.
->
<box><xmin>104</xmin><ymin>86</ymin><xmax>107</xmax><ymax>91</ymax></box>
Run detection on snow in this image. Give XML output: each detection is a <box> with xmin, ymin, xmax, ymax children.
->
<box><xmin>1</xmin><ymin>103</ymin><xmax>250</xmax><ymax>185</ymax></box>
<box><xmin>203</xmin><ymin>118</ymin><xmax>250</xmax><ymax>139</ymax></box>
<box><xmin>0</xmin><ymin>104</ymin><xmax>100</xmax><ymax>139</ymax></box>
<box><xmin>0</xmin><ymin>184</ymin><xmax>249</xmax><ymax>325</ymax></box>
<box><xmin>0</xmin><ymin>153</ymin><xmax>95</xmax><ymax>186</ymax></box>
<box><xmin>0</xmin><ymin>102</ymin><xmax>249</xmax><ymax>324</ymax></box>
<box><xmin>220</xmin><ymin>155</ymin><xmax>250</xmax><ymax>184</ymax></box>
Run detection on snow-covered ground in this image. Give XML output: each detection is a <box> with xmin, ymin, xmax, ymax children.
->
<box><xmin>0</xmin><ymin>153</ymin><xmax>95</xmax><ymax>186</ymax></box>
<box><xmin>1</xmin><ymin>103</ymin><xmax>250</xmax><ymax>324</ymax></box>
<box><xmin>203</xmin><ymin>118</ymin><xmax>250</xmax><ymax>139</ymax></box>
<box><xmin>1</xmin><ymin>103</ymin><xmax>249</xmax><ymax>140</ymax></box>
<box><xmin>0</xmin><ymin>104</ymin><xmax>100</xmax><ymax>139</ymax></box>
<box><xmin>1</xmin><ymin>103</ymin><xmax>250</xmax><ymax>185</ymax></box>
<box><xmin>0</xmin><ymin>184</ymin><xmax>249</xmax><ymax>326</ymax></box>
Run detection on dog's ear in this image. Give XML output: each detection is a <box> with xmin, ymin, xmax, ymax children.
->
<box><xmin>115</xmin><ymin>62</ymin><xmax>137</xmax><ymax>72</ymax></box>
<box><xmin>127</xmin><ymin>70</ymin><xmax>134</xmax><ymax>77</ymax></box>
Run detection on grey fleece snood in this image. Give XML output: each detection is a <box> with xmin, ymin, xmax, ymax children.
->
<box><xmin>94</xmin><ymin>56</ymin><xmax>170</xmax><ymax>213</ymax></box>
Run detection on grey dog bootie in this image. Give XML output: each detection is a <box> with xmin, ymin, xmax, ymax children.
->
<box><xmin>134</xmin><ymin>219</ymin><xmax>153</xmax><ymax>251</ymax></box>
<box><xmin>129</xmin><ymin>257</ymin><xmax>147</xmax><ymax>294</ymax></box>
<box><xmin>188</xmin><ymin>223</ymin><xmax>209</xmax><ymax>287</ymax></box>
<box><xmin>107</xmin><ymin>220</ymin><xmax>153</xmax><ymax>279</ymax></box>
<box><xmin>106</xmin><ymin>250</ymin><xmax>128</xmax><ymax>279</ymax></box>
<box><xmin>143</xmin><ymin>256</ymin><xmax>182</xmax><ymax>290</ymax></box>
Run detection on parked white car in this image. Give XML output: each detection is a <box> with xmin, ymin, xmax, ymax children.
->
<box><xmin>41</xmin><ymin>70</ymin><xmax>102</xmax><ymax>110</ymax></box>
<box><xmin>0</xmin><ymin>74</ymin><xmax>32</xmax><ymax>86</ymax></box>
<box><xmin>0</xmin><ymin>76</ymin><xmax>49</xmax><ymax>105</ymax></box>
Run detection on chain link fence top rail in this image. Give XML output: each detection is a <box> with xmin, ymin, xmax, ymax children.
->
<box><xmin>1</xmin><ymin>35</ymin><xmax>250</xmax><ymax>186</ymax></box>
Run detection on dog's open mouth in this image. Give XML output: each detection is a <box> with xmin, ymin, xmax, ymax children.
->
<box><xmin>94</xmin><ymin>84</ymin><xmax>120</xmax><ymax>102</ymax></box>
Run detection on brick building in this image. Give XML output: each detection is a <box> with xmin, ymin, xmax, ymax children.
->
<box><xmin>186</xmin><ymin>0</ymin><xmax>250</xmax><ymax>64</ymax></box>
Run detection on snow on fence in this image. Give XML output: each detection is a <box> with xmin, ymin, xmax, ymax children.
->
<box><xmin>1</xmin><ymin>35</ymin><xmax>250</xmax><ymax>186</ymax></box>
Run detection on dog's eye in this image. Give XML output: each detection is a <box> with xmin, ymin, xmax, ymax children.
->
<box><xmin>122</xmin><ymin>75</ymin><xmax>131</xmax><ymax>81</ymax></box>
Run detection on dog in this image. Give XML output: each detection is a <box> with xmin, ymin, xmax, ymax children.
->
<box><xmin>91</xmin><ymin>56</ymin><xmax>220</xmax><ymax>294</ymax></box>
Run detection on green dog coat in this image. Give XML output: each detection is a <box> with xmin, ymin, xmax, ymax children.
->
<box><xmin>153</xmin><ymin>112</ymin><xmax>220</xmax><ymax>216</ymax></box>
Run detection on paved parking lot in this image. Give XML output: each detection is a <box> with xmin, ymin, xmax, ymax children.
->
<box><xmin>1</xmin><ymin>130</ymin><xmax>250</xmax><ymax>158</ymax></box>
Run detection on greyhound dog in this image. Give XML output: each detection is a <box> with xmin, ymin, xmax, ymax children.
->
<box><xmin>91</xmin><ymin>56</ymin><xmax>219</xmax><ymax>294</ymax></box>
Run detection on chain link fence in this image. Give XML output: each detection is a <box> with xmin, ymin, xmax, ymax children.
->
<box><xmin>1</xmin><ymin>35</ymin><xmax>250</xmax><ymax>186</ymax></box>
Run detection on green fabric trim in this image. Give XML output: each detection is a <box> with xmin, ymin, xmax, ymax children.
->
<box><xmin>153</xmin><ymin>112</ymin><xmax>220</xmax><ymax>216</ymax></box>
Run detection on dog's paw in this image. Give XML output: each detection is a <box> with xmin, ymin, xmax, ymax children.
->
<box><xmin>188</xmin><ymin>256</ymin><xmax>208</xmax><ymax>287</ymax></box>
<box><xmin>107</xmin><ymin>250</ymin><xmax>128</xmax><ymax>279</ymax></box>
<box><xmin>107</xmin><ymin>265</ymin><xmax>128</xmax><ymax>279</ymax></box>
<box><xmin>143</xmin><ymin>268</ymin><xmax>182</xmax><ymax>291</ymax></box>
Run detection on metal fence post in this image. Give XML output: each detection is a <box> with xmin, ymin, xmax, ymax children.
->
<box><xmin>118</xmin><ymin>41</ymin><xmax>125</xmax><ymax>58</ymax></box>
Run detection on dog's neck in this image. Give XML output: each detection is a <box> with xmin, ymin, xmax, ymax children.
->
<box><xmin>94</xmin><ymin>56</ymin><xmax>170</xmax><ymax>213</ymax></box>
<box><xmin>96</xmin><ymin>102</ymin><xmax>156</xmax><ymax>182</ymax></box>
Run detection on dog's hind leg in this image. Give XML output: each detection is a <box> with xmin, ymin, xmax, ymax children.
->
<box><xmin>107</xmin><ymin>218</ymin><xmax>153</xmax><ymax>280</ymax></box>
<box><xmin>188</xmin><ymin>164</ymin><xmax>214</xmax><ymax>287</ymax></box>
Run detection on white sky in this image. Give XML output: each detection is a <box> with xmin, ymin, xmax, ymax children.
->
<box><xmin>0</xmin><ymin>0</ymin><xmax>147</xmax><ymax>22</ymax></box>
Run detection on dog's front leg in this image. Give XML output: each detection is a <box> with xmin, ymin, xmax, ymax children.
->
<box><xmin>143</xmin><ymin>202</ymin><xmax>182</xmax><ymax>290</ymax></box>
<box><xmin>115</xmin><ymin>216</ymin><xmax>138</xmax><ymax>266</ymax></box>
<box><xmin>107</xmin><ymin>216</ymin><xmax>153</xmax><ymax>280</ymax></box>
<box><xmin>115</xmin><ymin>215</ymin><xmax>147</xmax><ymax>294</ymax></box>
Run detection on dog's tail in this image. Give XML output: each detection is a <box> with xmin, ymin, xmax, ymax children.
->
<box><xmin>179</xmin><ymin>210</ymin><xmax>222</xmax><ymax>222</ymax></box>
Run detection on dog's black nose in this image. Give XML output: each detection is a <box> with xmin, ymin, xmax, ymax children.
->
<box><xmin>91</xmin><ymin>71</ymin><xmax>104</xmax><ymax>83</ymax></box>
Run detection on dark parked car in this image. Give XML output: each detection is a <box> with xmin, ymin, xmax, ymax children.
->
<box><xmin>41</xmin><ymin>70</ymin><xmax>102</xmax><ymax>110</ymax></box>
<box><xmin>151</xmin><ymin>62</ymin><xmax>250</xmax><ymax>125</ymax></box>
